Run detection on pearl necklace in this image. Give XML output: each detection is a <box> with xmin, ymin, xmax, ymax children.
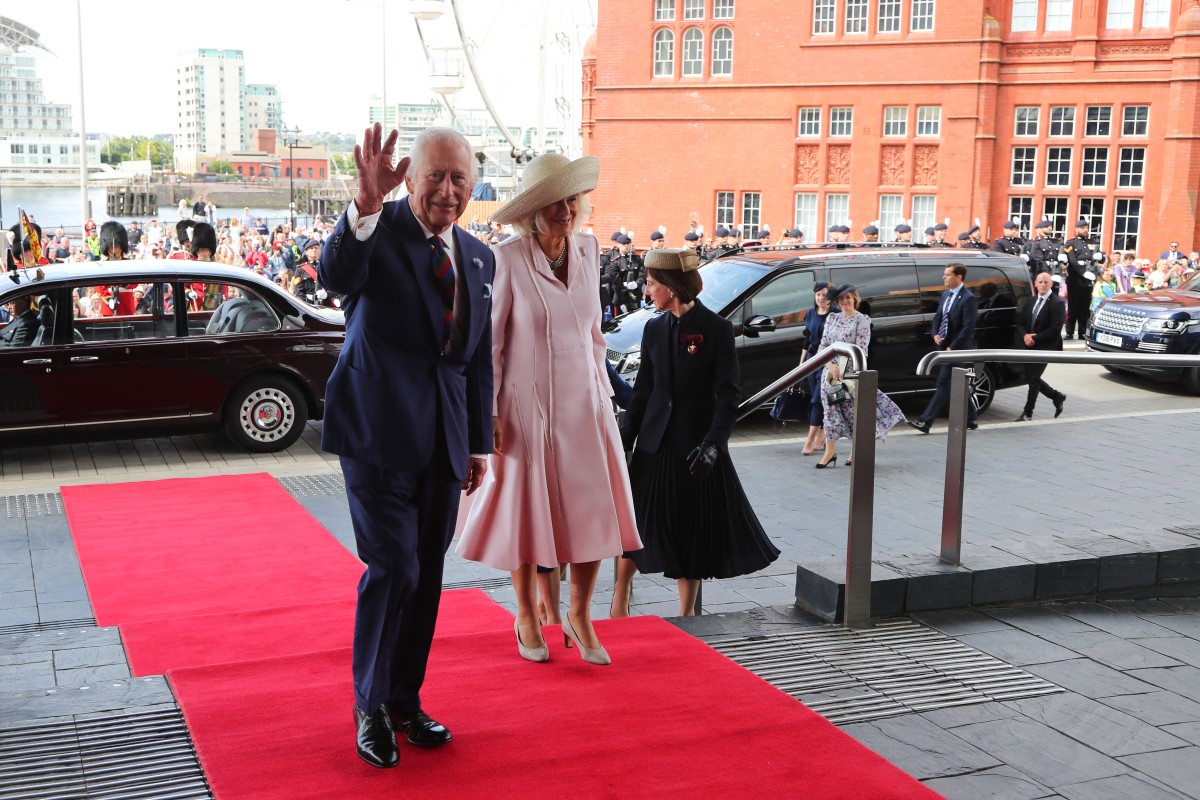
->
<box><xmin>542</xmin><ymin>239</ymin><xmax>567</xmax><ymax>270</ymax></box>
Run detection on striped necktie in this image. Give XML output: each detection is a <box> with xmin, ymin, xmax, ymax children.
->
<box><xmin>429</xmin><ymin>235</ymin><xmax>455</xmax><ymax>349</ymax></box>
<box><xmin>938</xmin><ymin>292</ymin><xmax>952</xmax><ymax>340</ymax></box>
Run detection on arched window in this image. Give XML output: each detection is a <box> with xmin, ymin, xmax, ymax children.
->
<box><xmin>682</xmin><ymin>28</ymin><xmax>704</xmax><ymax>77</ymax></box>
<box><xmin>653</xmin><ymin>29</ymin><xmax>674</xmax><ymax>77</ymax></box>
<box><xmin>712</xmin><ymin>27</ymin><xmax>733</xmax><ymax>77</ymax></box>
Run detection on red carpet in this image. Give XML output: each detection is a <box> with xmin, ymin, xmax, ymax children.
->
<box><xmin>171</xmin><ymin>616</ymin><xmax>941</xmax><ymax>800</ymax></box>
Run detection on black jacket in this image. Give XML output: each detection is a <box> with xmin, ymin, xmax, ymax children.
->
<box><xmin>1016</xmin><ymin>291</ymin><xmax>1065</xmax><ymax>351</ymax></box>
<box><xmin>0</xmin><ymin>308</ymin><xmax>38</xmax><ymax>347</ymax></box>
<box><xmin>621</xmin><ymin>301</ymin><xmax>740</xmax><ymax>455</ymax></box>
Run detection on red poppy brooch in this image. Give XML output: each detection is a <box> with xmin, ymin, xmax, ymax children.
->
<box><xmin>681</xmin><ymin>333</ymin><xmax>704</xmax><ymax>355</ymax></box>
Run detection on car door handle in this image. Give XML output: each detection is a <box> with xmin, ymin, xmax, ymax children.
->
<box><xmin>22</xmin><ymin>358</ymin><xmax>52</xmax><ymax>365</ymax></box>
<box><xmin>69</xmin><ymin>356</ymin><xmax>100</xmax><ymax>363</ymax></box>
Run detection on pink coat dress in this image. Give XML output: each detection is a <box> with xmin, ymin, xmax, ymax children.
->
<box><xmin>456</xmin><ymin>233</ymin><xmax>642</xmax><ymax>570</ymax></box>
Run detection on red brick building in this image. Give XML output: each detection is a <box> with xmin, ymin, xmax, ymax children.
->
<box><xmin>582</xmin><ymin>0</ymin><xmax>1200</xmax><ymax>254</ymax></box>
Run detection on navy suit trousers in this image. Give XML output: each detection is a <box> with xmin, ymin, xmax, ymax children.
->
<box><xmin>341</xmin><ymin>451</ymin><xmax>460</xmax><ymax>716</ymax></box>
<box><xmin>920</xmin><ymin>362</ymin><xmax>978</xmax><ymax>424</ymax></box>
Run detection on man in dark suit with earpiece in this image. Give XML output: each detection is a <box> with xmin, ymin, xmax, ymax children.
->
<box><xmin>908</xmin><ymin>263</ymin><xmax>979</xmax><ymax>434</ymax></box>
<box><xmin>1014</xmin><ymin>272</ymin><xmax>1066</xmax><ymax>421</ymax></box>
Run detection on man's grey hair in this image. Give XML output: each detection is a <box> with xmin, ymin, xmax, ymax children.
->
<box><xmin>408</xmin><ymin>127</ymin><xmax>474</xmax><ymax>185</ymax></box>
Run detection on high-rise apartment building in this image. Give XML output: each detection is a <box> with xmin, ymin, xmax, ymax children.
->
<box><xmin>245</xmin><ymin>84</ymin><xmax>282</xmax><ymax>139</ymax></box>
<box><xmin>175</xmin><ymin>49</ymin><xmax>247</xmax><ymax>174</ymax></box>
<box><xmin>368</xmin><ymin>99</ymin><xmax>442</xmax><ymax>156</ymax></box>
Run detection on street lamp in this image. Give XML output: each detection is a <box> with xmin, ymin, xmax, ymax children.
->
<box><xmin>284</xmin><ymin>126</ymin><xmax>299</xmax><ymax>230</ymax></box>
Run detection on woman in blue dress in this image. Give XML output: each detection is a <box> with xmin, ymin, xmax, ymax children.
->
<box><xmin>800</xmin><ymin>282</ymin><xmax>835</xmax><ymax>455</ymax></box>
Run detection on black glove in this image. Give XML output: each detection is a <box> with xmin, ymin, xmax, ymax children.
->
<box><xmin>686</xmin><ymin>442</ymin><xmax>718</xmax><ymax>479</ymax></box>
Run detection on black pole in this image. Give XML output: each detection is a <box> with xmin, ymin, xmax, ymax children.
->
<box><xmin>288</xmin><ymin>134</ymin><xmax>295</xmax><ymax>231</ymax></box>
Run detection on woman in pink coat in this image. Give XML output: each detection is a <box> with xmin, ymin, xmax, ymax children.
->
<box><xmin>457</xmin><ymin>154</ymin><xmax>641</xmax><ymax>666</ymax></box>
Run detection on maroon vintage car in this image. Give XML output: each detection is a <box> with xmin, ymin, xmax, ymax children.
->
<box><xmin>0</xmin><ymin>260</ymin><xmax>344</xmax><ymax>452</ymax></box>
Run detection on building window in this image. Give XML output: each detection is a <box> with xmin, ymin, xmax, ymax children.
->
<box><xmin>879</xmin><ymin>194</ymin><xmax>904</xmax><ymax>240</ymax></box>
<box><xmin>683</xmin><ymin>0</ymin><xmax>704</xmax><ymax>19</ymax></box>
<box><xmin>814</xmin><ymin>0</ymin><xmax>836</xmax><ymax>34</ymax></box>
<box><xmin>1046</xmin><ymin>147</ymin><xmax>1072</xmax><ymax>187</ymax></box>
<box><xmin>1012</xmin><ymin>0</ymin><xmax>1037</xmax><ymax>32</ymax></box>
<box><xmin>1085</xmin><ymin>106</ymin><xmax>1111</xmax><ymax>137</ymax></box>
<box><xmin>712</xmin><ymin>27</ymin><xmax>733</xmax><ymax>76</ymax></box>
<box><xmin>911</xmin><ymin>0</ymin><xmax>935</xmax><ymax>31</ymax></box>
<box><xmin>1078</xmin><ymin>198</ymin><xmax>1104</xmax><ymax>238</ymax></box>
<box><xmin>740</xmin><ymin>192</ymin><xmax>761</xmax><ymax>239</ymax></box>
<box><xmin>1143</xmin><ymin>0</ymin><xmax>1170</xmax><ymax>27</ymax></box>
<box><xmin>883</xmin><ymin>106</ymin><xmax>907</xmax><ymax>137</ymax></box>
<box><xmin>1011</xmin><ymin>147</ymin><xmax>1036</xmax><ymax>186</ymax></box>
<box><xmin>794</xmin><ymin>193</ymin><xmax>818</xmax><ymax>235</ymax></box>
<box><xmin>1046</xmin><ymin>0</ymin><xmax>1073</xmax><ymax>31</ymax></box>
<box><xmin>878</xmin><ymin>0</ymin><xmax>901</xmax><ymax>32</ymax></box>
<box><xmin>654</xmin><ymin>0</ymin><xmax>675</xmax><ymax>21</ymax></box>
<box><xmin>916</xmin><ymin>106</ymin><xmax>941</xmax><ymax>136</ymax></box>
<box><xmin>1049</xmin><ymin>106</ymin><xmax>1075</xmax><ymax>137</ymax></box>
<box><xmin>1015</xmin><ymin>106</ymin><xmax>1039</xmax><ymax>137</ymax></box>
<box><xmin>912</xmin><ymin>195</ymin><xmax>937</xmax><ymax>233</ymax></box>
<box><xmin>1122</xmin><ymin>105</ymin><xmax>1149</xmax><ymax>136</ymax></box>
<box><xmin>1008</xmin><ymin>197</ymin><xmax>1033</xmax><ymax>237</ymax></box>
<box><xmin>716</xmin><ymin>191</ymin><xmax>735</xmax><ymax>229</ymax></box>
<box><xmin>1081</xmin><ymin>147</ymin><xmax>1108</xmax><ymax>188</ymax></box>
<box><xmin>713</xmin><ymin>0</ymin><xmax>735</xmax><ymax>19</ymax></box>
<box><xmin>830</xmin><ymin>107</ymin><xmax>853</xmax><ymax>137</ymax></box>
<box><xmin>1043</xmin><ymin>197</ymin><xmax>1070</xmax><ymax>237</ymax></box>
<box><xmin>825</xmin><ymin>193</ymin><xmax>850</xmax><ymax>233</ymax></box>
<box><xmin>653</xmin><ymin>29</ymin><xmax>675</xmax><ymax>77</ymax></box>
<box><xmin>1106</xmin><ymin>0</ymin><xmax>1133</xmax><ymax>29</ymax></box>
<box><xmin>682</xmin><ymin>28</ymin><xmax>704</xmax><ymax>76</ymax></box>
<box><xmin>1113</xmin><ymin>198</ymin><xmax>1141</xmax><ymax>251</ymax></box>
<box><xmin>797</xmin><ymin>106</ymin><xmax>821</xmax><ymax>136</ymax></box>
<box><xmin>846</xmin><ymin>0</ymin><xmax>868</xmax><ymax>33</ymax></box>
<box><xmin>1118</xmin><ymin>146</ymin><xmax>1146</xmax><ymax>187</ymax></box>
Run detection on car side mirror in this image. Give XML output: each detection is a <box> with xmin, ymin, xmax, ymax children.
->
<box><xmin>744</xmin><ymin>314</ymin><xmax>776</xmax><ymax>337</ymax></box>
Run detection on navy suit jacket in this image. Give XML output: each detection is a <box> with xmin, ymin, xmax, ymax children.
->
<box><xmin>319</xmin><ymin>198</ymin><xmax>494</xmax><ymax>478</ymax></box>
<box><xmin>931</xmin><ymin>287</ymin><xmax>978</xmax><ymax>351</ymax></box>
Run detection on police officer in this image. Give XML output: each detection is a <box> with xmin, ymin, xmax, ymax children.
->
<box><xmin>960</xmin><ymin>225</ymin><xmax>989</xmax><ymax>250</ymax></box>
<box><xmin>1061</xmin><ymin>219</ymin><xmax>1105</xmax><ymax>339</ymax></box>
<box><xmin>862</xmin><ymin>224</ymin><xmax>880</xmax><ymax>243</ymax></box>
<box><xmin>894</xmin><ymin>223</ymin><xmax>913</xmax><ymax>243</ymax></box>
<box><xmin>931</xmin><ymin>222</ymin><xmax>953</xmax><ymax>247</ymax></box>
<box><xmin>992</xmin><ymin>220</ymin><xmax>1025</xmax><ymax>256</ymax></box>
<box><xmin>648</xmin><ymin>230</ymin><xmax>667</xmax><ymax>250</ymax></box>
<box><xmin>1025</xmin><ymin>220</ymin><xmax>1060</xmax><ymax>279</ymax></box>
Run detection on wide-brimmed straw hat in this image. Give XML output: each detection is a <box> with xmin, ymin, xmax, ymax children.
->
<box><xmin>645</xmin><ymin>248</ymin><xmax>700</xmax><ymax>273</ymax></box>
<box><xmin>490</xmin><ymin>153</ymin><xmax>600</xmax><ymax>225</ymax></box>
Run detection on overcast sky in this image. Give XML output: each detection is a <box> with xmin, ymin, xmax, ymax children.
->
<box><xmin>14</xmin><ymin>0</ymin><xmax>595</xmax><ymax>140</ymax></box>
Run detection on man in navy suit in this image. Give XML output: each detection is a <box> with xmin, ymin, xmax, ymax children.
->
<box><xmin>1014</xmin><ymin>272</ymin><xmax>1066</xmax><ymax>421</ymax></box>
<box><xmin>319</xmin><ymin>123</ymin><xmax>494</xmax><ymax>769</ymax></box>
<box><xmin>908</xmin><ymin>263</ymin><xmax>979</xmax><ymax>434</ymax></box>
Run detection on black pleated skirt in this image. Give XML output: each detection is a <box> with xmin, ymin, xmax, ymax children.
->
<box><xmin>627</xmin><ymin>439</ymin><xmax>780</xmax><ymax>580</ymax></box>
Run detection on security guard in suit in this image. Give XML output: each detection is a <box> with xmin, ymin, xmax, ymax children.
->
<box><xmin>1061</xmin><ymin>219</ymin><xmax>1105</xmax><ymax>339</ymax></box>
<box><xmin>992</xmin><ymin>221</ymin><xmax>1025</xmax><ymax>256</ymax></box>
<box><xmin>1024</xmin><ymin>220</ymin><xmax>1060</xmax><ymax>279</ymax></box>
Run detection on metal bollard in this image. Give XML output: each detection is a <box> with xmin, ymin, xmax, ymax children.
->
<box><xmin>939</xmin><ymin>367</ymin><xmax>971</xmax><ymax>565</ymax></box>
<box><xmin>844</xmin><ymin>369</ymin><xmax>878</xmax><ymax>629</ymax></box>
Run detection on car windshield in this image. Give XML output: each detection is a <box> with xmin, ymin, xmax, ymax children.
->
<box><xmin>696</xmin><ymin>261</ymin><xmax>769</xmax><ymax>311</ymax></box>
<box><xmin>1180</xmin><ymin>272</ymin><xmax>1200</xmax><ymax>293</ymax></box>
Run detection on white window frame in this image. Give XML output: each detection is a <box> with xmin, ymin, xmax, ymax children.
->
<box><xmin>845</xmin><ymin>0</ymin><xmax>869</xmax><ymax>33</ymax></box>
<box><xmin>1078</xmin><ymin>198</ymin><xmax>1105</xmax><ymax>240</ymax></box>
<box><xmin>654</xmin><ymin>0</ymin><xmax>676</xmax><ymax>22</ymax></box>
<box><xmin>682</xmin><ymin>27</ymin><xmax>704</xmax><ymax>77</ymax></box>
<box><xmin>653</xmin><ymin>29</ymin><xmax>675</xmax><ymax>77</ymax></box>
<box><xmin>814</xmin><ymin>0</ymin><xmax>836</xmax><ymax>34</ymax></box>
<box><xmin>794</xmin><ymin>192</ymin><xmax>818</xmax><ymax>235</ymax></box>
<box><xmin>716</xmin><ymin>191</ymin><xmax>735</xmax><ymax>229</ymax></box>
<box><xmin>829</xmin><ymin>106</ymin><xmax>854</xmax><ymax>137</ymax></box>
<box><xmin>916</xmin><ymin>106</ymin><xmax>941</xmax><ymax>136</ymax></box>
<box><xmin>879</xmin><ymin>194</ymin><xmax>904</xmax><ymax>240</ymax></box>
<box><xmin>1046</xmin><ymin>0</ymin><xmax>1073</xmax><ymax>31</ymax></box>
<box><xmin>1122</xmin><ymin>105</ymin><xmax>1149</xmax><ymax>137</ymax></box>
<box><xmin>1143</xmin><ymin>0</ymin><xmax>1170</xmax><ymax>28</ymax></box>
<box><xmin>877</xmin><ymin>0</ymin><xmax>901</xmax><ymax>32</ymax></box>
<box><xmin>1045</xmin><ymin>146</ymin><xmax>1073</xmax><ymax>187</ymax></box>
<box><xmin>1012</xmin><ymin>0</ymin><xmax>1037</xmax><ymax>32</ymax></box>
<box><xmin>1049</xmin><ymin>106</ymin><xmax>1075</xmax><ymax>138</ymax></box>
<box><xmin>1118</xmin><ymin>146</ymin><xmax>1145</xmax><ymax>188</ymax></box>
<box><xmin>1113</xmin><ymin>198</ymin><xmax>1141</xmax><ymax>251</ymax></box>
<box><xmin>683</xmin><ymin>0</ymin><xmax>704</xmax><ymax>20</ymax></box>
<box><xmin>713</xmin><ymin>0</ymin><xmax>735</xmax><ymax>20</ymax></box>
<box><xmin>712</xmin><ymin>27</ymin><xmax>733</xmax><ymax>76</ymax></box>
<box><xmin>797</xmin><ymin>106</ymin><xmax>821</xmax><ymax>137</ymax></box>
<box><xmin>1008</xmin><ymin>197</ymin><xmax>1033</xmax><ymax>237</ymax></box>
<box><xmin>1081</xmin><ymin>146</ymin><xmax>1108</xmax><ymax>188</ymax></box>
<box><xmin>1014</xmin><ymin>106</ymin><xmax>1040</xmax><ymax>137</ymax></box>
<box><xmin>740</xmin><ymin>192</ymin><xmax>762</xmax><ymax>239</ymax></box>
<box><xmin>912</xmin><ymin>195</ymin><xmax>937</xmax><ymax>233</ymax></box>
<box><xmin>1085</xmin><ymin>105</ymin><xmax>1111</xmax><ymax>137</ymax></box>
<box><xmin>825</xmin><ymin>193</ymin><xmax>850</xmax><ymax>234</ymax></box>
<box><xmin>1106</xmin><ymin>0</ymin><xmax>1134</xmax><ymax>29</ymax></box>
<box><xmin>911</xmin><ymin>0</ymin><xmax>935</xmax><ymax>31</ymax></box>
<box><xmin>883</xmin><ymin>106</ymin><xmax>908</xmax><ymax>137</ymax></box>
<box><xmin>1012</xmin><ymin>146</ymin><xmax>1037</xmax><ymax>186</ymax></box>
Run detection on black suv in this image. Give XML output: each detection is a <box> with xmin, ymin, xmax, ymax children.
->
<box><xmin>603</xmin><ymin>246</ymin><xmax>1032</xmax><ymax>412</ymax></box>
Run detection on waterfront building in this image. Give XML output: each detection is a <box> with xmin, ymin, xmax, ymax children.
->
<box><xmin>367</xmin><ymin>99</ymin><xmax>441</xmax><ymax>156</ymax></box>
<box><xmin>175</xmin><ymin>49</ymin><xmax>247</xmax><ymax>175</ymax></box>
<box><xmin>245</xmin><ymin>84</ymin><xmax>282</xmax><ymax>139</ymax></box>
<box><xmin>582</xmin><ymin>0</ymin><xmax>1200</xmax><ymax>253</ymax></box>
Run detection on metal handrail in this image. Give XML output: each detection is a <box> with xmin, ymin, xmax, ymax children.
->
<box><xmin>918</xmin><ymin>348</ymin><xmax>1200</xmax><ymax>376</ymax></box>
<box><xmin>738</xmin><ymin>342</ymin><xmax>867</xmax><ymax>421</ymax></box>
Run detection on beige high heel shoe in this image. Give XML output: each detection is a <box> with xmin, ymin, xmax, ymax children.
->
<box><xmin>561</xmin><ymin>615</ymin><xmax>611</xmax><ymax>666</ymax></box>
<box><xmin>515</xmin><ymin>620</ymin><xmax>549</xmax><ymax>663</ymax></box>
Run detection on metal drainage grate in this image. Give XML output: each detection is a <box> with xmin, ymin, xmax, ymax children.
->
<box><xmin>0</xmin><ymin>618</ymin><xmax>98</xmax><ymax>638</ymax></box>
<box><xmin>444</xmin><ymin>576</ymin><xmax>514</xmax><ymax>591</ymax></box>
<box><xmin>277</xmin><ymin>474</ymin><xmax>345</xmax><ymax>497</ymax></box>
<box><xmin>0</xmin><ymin>708</ymin><xmax>212</xmax><ymax>800</ymax></box>
<box><xmin>3</xmin><ymin>493</ymin><xmax>65</xmax><ymax>518</ymax></box>
<box><xmin>705</xmin><ymin>618</ymin><xmax>1063</xmax><ymax>726</ymax></box>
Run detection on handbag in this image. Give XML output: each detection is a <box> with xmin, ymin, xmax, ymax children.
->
<box><xmin>824</xmin><ymin>381</ymin><xmax>853</xmax><ymax>405</ymax></box>
<box><xmin>770</xmin><ymin>385</ymin><xmax>810</xmax><ymax>424</ymax></box>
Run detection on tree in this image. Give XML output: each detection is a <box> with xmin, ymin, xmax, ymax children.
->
<box><xmin>100</xmin><ymin>135</ymin><xmax>174</xmax><ymax>169</ymax></box>
<box><xmin>208</xmin><ymin>160</ymin><xmax>234</xmax><ymax>175</ymax></box>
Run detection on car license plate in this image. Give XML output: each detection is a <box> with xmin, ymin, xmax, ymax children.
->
<box><xmin>1096</xmin><ymin>332</ymin><xmax>1123</xmax><ymax>347</ymax></box>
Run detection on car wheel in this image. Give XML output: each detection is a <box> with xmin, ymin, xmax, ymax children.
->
<box><xmin>1182</xmin><ymin>367</ymin><xmax>1200</xmax><ymax>395</ymax></box>
<box><xmin>223</xmin><ymin>375</ymin><xmax>307</xmax><ymax>453</ymax></box>
<box><xmin>970</xmin><ymin>366</ymin><xmax>997</xmax><ymax>414</ymax></box>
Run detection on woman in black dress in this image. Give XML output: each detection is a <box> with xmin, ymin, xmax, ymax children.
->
<box><xmin>800</xmin><ymin>282</ymin><xmax>835</xmax><ymax>455</ymax></box>
<box><xmin>611</xmin><ymin>249</ymin><xmax>779</xmax><ymax>617</ymax></box>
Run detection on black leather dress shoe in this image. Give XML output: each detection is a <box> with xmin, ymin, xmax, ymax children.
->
<box><xmin>389</xmin><ymin>709</ymin><xmax>453</xmax><ymax>748</ymax></box>
<box><xmin>354</xmin><ymin>706</ymin><xmax>398</xmax><ymax>768</ymax></box>
<box><xmin>1015</xmin><ymin>412</ymin><xmax>1032</xmax><ymax>422</ymax></box>
<box><xmin>1053</xmin><ymin>394</ymin><xmax>1066</xmax><ymax>418</ymax></box>
<box><xmin>967</xmin><ymin>421</ymin><xmax>979</xmax><ymax>430</ymax></box>
<box><xmin>906</xmin><ymin>419</ymin><xmax>931</xmax><ymax>435</ymax></box>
